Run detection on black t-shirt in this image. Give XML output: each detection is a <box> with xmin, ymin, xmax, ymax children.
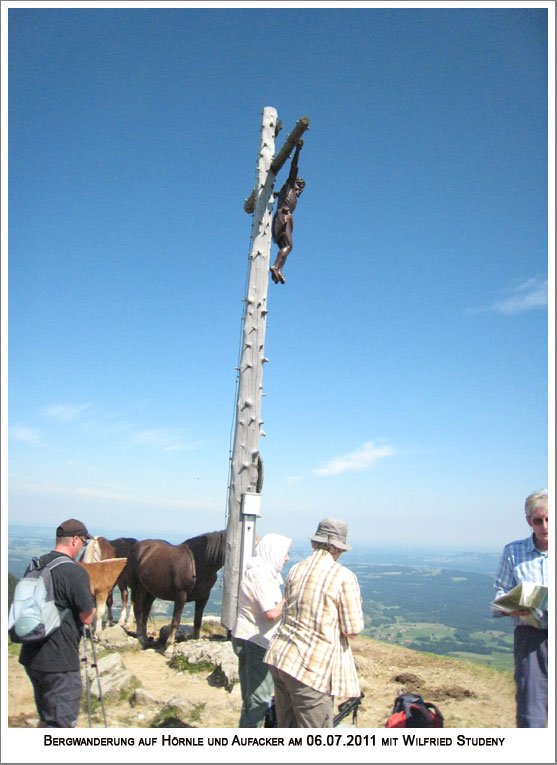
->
<box><xmin>19</xmin><ymin>551</ymin><xmax>94</xmax><ymax>672</ymax></box>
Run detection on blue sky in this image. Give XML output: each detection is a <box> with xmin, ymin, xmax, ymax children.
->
<box><xmin>4</xmin><ymin>4</ymin><xmax>552</xmax><ymax>551</ymax></box>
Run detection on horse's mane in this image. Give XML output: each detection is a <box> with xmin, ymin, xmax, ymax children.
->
<box><xmin>183</xmin><ymin>530</ymin><xmax>226</xmax><ymax>567</ymax></box>
<box><xmin>109</xmin><ymin>537</ymin><xmax>137</xmax><ymax>545</ymax></box>
<box><xmin>82</xmin><ymin>536</ymin><xmax>136</xmax><ymax>562</ymax></box>
<box><xmin>82</xmin><ymin>537</ymin><xmax>103</xmax><ymax>563</ymax></box>
<box><xmin>109</xmin><ymin>537</ymin><xmax>137</xmax><ymax>557</ymax></box>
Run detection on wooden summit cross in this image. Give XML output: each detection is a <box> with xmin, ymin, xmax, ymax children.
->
<box><xmin>221</xmin><ymin>108</ymin><xmax>310</xmax><ymax>631</ymax></box>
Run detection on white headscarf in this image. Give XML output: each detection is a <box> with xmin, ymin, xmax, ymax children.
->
<box><xmin>245</xmin><ymin>533</ymin><xmax>292</xmax><ymax>583</ymax></box>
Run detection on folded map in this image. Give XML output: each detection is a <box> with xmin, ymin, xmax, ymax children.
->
<box><xmin>491</xmin><ymin>582</ymin><xmax>548</xmax><ymax>628</ymax></box>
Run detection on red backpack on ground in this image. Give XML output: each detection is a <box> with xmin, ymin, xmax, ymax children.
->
<box><xmin>385</xmin><ymin>692</ymin><xmax>444</xmax><ymax>728</ymax></box>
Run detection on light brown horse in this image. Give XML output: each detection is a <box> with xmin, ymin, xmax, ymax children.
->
<box><xmin>82</xmin><ymin>536</ymin><xmax>137</xmax><ymax>627</ymax></box>
<box><xmin>126</xmin><ymin>530</ymin><xmax>226</xmax><ymax>647</ymax></box>
<box><xmin>76</xmin><ymin>558</ymin><xmax>128</xmax><ymax>636</ymax></box>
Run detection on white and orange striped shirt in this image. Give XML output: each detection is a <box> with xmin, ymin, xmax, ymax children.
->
<box><xmin>264</xmin><ymin>548</ymin><xmax>363</xmax><ymax>697</ymax></box>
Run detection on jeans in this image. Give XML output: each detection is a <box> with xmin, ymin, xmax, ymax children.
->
<box><xmin>232</xmin><ymin>637</ymin><xmax>274</xmax><ymax>728</ymax></box>
<box><xmin>514</xmin><ymin>626</ymin><xmax>548</xmax><ymax>728</ymax></box>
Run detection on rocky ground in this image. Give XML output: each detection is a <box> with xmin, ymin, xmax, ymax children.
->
<box><xmin>7</xmin><ymin>617</ymin><xmax>516</xmax><ymax>729</ymax></box>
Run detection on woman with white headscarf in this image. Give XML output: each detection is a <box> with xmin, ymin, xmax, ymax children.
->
<box><xmin>232</xmin><ymin>532</ymin><xmax>292</xmax><ymax>727</ymax></box>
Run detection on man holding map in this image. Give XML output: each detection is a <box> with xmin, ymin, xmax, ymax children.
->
<box><xmin>493</xmin><ymin>489</ymin><xmax>548</xmax><ymax>728</ymax></box>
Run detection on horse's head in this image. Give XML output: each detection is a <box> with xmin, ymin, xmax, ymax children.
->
<box><xmin>81</xmin><ymin>536</ymin><xmax>102</xmax><ymax>563</ymax></box>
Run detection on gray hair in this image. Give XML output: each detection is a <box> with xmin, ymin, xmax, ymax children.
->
<box><xmin>525</xmin><ymin>489</ymin><xmax>548</xmax><ymax>518</ymax></box>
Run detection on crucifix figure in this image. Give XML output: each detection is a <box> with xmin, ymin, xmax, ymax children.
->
<box><xmin>270</xmin><ymin>140</ymin><xmax>305</xmax><ymax>285</ymax></box>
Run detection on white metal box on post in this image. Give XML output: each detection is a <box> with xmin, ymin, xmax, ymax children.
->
<box><xmin>239</xmin><ymin>492</ymin><xmax>262</xmax><ymax>576</ymax></box>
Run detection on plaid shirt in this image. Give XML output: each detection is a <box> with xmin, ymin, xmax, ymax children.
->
<box><xmin>494</xmin><ymin>534</ymin><xmax>548</xmax><ymax>628</ymax></box>
<box><xmin>264</xmin><ymin>549</ymin><xmax>363</xmax><ymax>697</ymax></box>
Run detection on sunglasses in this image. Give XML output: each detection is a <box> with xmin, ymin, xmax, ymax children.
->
<box><xmin>78</xmin><ymin>535</ymin><xmax>89</xmax><ymax>545</ymax></box>
<box><xmin>531</xmin><ymin>517</ymin><xmax>548</xmax><ymax>526</ymax></box>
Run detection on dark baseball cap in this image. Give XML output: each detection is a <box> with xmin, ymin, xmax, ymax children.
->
<box><xmin>56</xmin><ymin>519</ymin><xmax>93</xmax><ymax>539</ymax></box>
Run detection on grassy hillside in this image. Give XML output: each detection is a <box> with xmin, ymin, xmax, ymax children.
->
<box><xmin>7</xmin><ymin>620</ymin><xmax>516</xmax><ymax>728</ymax></box>
<box><xmin>349</xmin><ymin>633</ymin><xmax>515</xmax><ymax>728</ymax></box>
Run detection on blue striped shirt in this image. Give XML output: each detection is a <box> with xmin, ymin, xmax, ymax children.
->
<box><xmin>493</xmin><ymin>534</ymin><xmax>548</xmax><ymax>628</ymax></box>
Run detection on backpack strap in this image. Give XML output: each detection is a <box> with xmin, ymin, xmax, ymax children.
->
<box><xmin>44</xmin><ymin>556</ymin><xmax>75</xmax><ymax>623</ymax></box>
<box><xmin>393</xmin><ymin>693</ymin><xmax>424</xmax><ymax>715</ymax></box>
<box><xmin>46</xmin><ymin>557</ymin><xmax>75</xmax><ymax>571</ymax></box>
<box><xmin>28</xmin><ymin>555</ymin><xmax>75</xmax><ymax>572</ymax></box>
<box><xmin>423</xmin><ymin>702</ymin><xmax>444</xmax><ymax>728</ymax></box>
<box><xmin>407</xmin><ymin>702</ymin><xmax>435</xmax><ymax>728</ymax></box>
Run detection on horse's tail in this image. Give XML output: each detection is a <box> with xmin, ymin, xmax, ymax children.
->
<box><xmin>82</xmin><ymin>537</ymin><xmax>102</xmax><ymax>563</ymax></box>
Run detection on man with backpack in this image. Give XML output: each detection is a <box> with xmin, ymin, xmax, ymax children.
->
<box><xmin>17</xmin><ymin>519</ymin><xmax>95</xmax><ymax>728</ymax></box>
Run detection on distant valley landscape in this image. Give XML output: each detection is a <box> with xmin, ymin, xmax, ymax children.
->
<box><xmin>6</xmin><ymin>527</ymin><xmax>514</xmax><ymax>672</ymax></box>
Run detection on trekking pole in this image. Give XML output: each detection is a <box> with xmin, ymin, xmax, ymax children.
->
<box><xmin>86</xmin><ymin>625</ymin><xmax>108</xmax><ymax>727</ymax></box>
<box><xmin>333</xmin><ymin>693</ymin><xmax>364</xmax><ymax>728</ymax></box>
<box><xmin>81</xmin><ymin>626</ymin><xmax>92</xmax><ymax>727</ymax></box>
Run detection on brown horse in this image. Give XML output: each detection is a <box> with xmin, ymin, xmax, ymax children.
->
<box><xmin>126</xmin><ymin>530</ymin><xmax>226</xmax><ymax>647</ymax></box>
<box><xmin>76</xmin><ymin>558</ymin><xmax>128</xmax><ymax>636</ymax></box>
<box><xmin>82</xmin><ymin>536</ymin><xmax>137</xmax><ymax>627</ymax></box>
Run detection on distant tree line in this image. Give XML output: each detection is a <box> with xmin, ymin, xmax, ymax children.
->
<box><xmin>8</xmin><ymin>573</ymin><xmax>19</xmax><ymax>610</ymax></box>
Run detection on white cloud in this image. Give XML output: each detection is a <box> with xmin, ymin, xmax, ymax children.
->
<box><xmin>39</xmin><ymin>401</ymin><xmax>199</xmax><ymax>454</ymax></box>
<box><xmin>10</xmin><ymin>426</ymin><xmax>42</xmax><ymax>443</ymax></box>
<box><xmin>132</xmin><ymin>428</ymin><xmax>192</xmax><ymax>453</ymax></box>
<box><xmin>493</xmin><ymin>278</ymin><xmax>548</xmax><ymax>314</ymax></box>
<box><xmin>313</xmin><ymin>441</ymin><xmax>395</xmax><ymax>476</ymax></box>
<box><xmin>469</xmin><ymin>277</ymin><xmax>548</xmax><ymax>315</ymax></box>
<box><xmin>41</xmin><ymin>402</ymin><xmax>94</xmax><ymax>422</ymax></box>
<box><xmin>81</xmin><ymin>417</ymin><xmax>133</xmax><ymax>436</ymax></box>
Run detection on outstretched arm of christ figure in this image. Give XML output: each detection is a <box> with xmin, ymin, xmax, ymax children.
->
<box><xmin>286</xmin><ymin>140</ymin><xmax>303</xmax><ymax>185</ymax></box>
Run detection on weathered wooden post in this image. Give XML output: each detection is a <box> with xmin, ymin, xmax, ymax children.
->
<box><xmin>221</xmin><ymin>108</ymin><xmax>309</xmax><ymax>631</ymax></box>
<box><xmin>220</xmin><ymin>107</ymin><xmax>277</xmax><ymax>632</ymax></box>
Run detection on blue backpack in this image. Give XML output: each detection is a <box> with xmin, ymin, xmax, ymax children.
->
<box><xmin>8</xmin><ymin>557</ymin><xmax>74</xmax><ymax>643</ymax></box>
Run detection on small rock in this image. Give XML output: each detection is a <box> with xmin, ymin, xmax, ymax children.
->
<box><xmin>163</xmin><ymin>695</ymin><xmax>196</xmax><ymax>717</ymax></box>
<box><xmin>129</xmin><ymin>688</ymin><xmax>157</xmax><ymax>707</ymax></box>
<box><xmin>89</xmin><ymin>670</ymin><xmax>136</xmax><ymax>699</ymax></box>
<box><xmin>159</xmin><ymin>624</ymin><xmax>193</xmax><ymax>644</ymax></box>
<box><xmin>169</xmin><ymin>637</ymin><xmax>235</xmax><ymax>666</ymax></box>
<box><xmin>97</xmin><ymin>625</ymin><xmax>141</xmax><ymax>651</ymax></box>
<box><xmin>168</xmin><ymin>638</ymin><xmax>239</xmax><ymax>691</ymax></box>
<box><xmin>97</xmin><ymin>653</ymin><xmax>123</xmax><ymax>675</ymax></box>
